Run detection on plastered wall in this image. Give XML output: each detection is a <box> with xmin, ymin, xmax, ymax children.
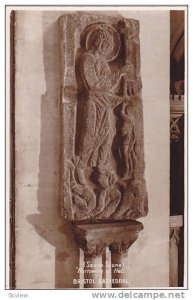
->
<box><xmin>13</xmin><ymin>9</ymin><xmax>170</xmax><ymax>288</ymax></box>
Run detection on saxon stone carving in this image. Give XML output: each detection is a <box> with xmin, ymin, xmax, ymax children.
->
<box><xmin>59</xmin><ymin>13</ymin><xmax>148</xmax><ymax>220</ymax></box>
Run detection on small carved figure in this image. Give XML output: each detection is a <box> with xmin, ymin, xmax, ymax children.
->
<box><xmin>119</xmin><ymin>100</ymin><xmax>137</xmax><ymax>178</ymax></box>
<box><xmin>72</xmin><ymin>184</ymin><xmax>96</xmax><ymax>219</ymax></box>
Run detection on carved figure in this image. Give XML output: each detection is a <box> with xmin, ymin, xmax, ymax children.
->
<box><xmin>119</xmin><ymin>100</ymin><xmax>137</xmax><ymax>178</ymax></box>
<box><xmin>72</xmin><ymin>184</ymin><xmax>96</xmax><ymax>219</ymax></box>
<box><xmin>75</xmin><ymin>24</ymin><xmax>133</xmax><ymax>186</ymax></box>
<box><xmin>59</xmin><ymin>15</ymin><xmax>148</xmax><ymax>220</ymax></box>
<box><xmin>92</xmin><ymin>168</ymin><xmax>121</xmax><ymax>218</ymax></box>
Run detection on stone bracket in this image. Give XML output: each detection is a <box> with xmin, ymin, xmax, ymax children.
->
<box><xmin>72</xmin><ymin>220</ymin><xmax>143</xmax><ymax>257</ymax></box>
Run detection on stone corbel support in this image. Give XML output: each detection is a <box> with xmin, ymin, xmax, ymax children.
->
<box><xmin>109</xmin><ymin>235</ymin><xmax>139</xmax><ymax>288</ymax></box>
<box><xmin>73</xmin><ymin>220</ymin><xmax>143</xmax><ymax>288</ymax></box>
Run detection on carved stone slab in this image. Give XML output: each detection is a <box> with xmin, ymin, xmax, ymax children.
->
<box><xmin>59</xmin><ymin>13</ymin><xmax>148</xmax><ymax>221</ymax></box>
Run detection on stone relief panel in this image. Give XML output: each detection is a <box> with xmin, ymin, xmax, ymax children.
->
<box><xmin>59</xmin><ymin>13</ymin><xmax>148</xmax><ymax>221</ymax></box>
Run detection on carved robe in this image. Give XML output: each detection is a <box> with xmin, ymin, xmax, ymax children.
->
<box><xmin>76</xmin><ymin>52</ymin><xmax>120</xmax><ymax>168</ymax></box>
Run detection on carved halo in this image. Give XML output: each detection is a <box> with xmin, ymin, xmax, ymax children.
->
<box><xmin>82</xmin><ymin>22</ymin><xmax>121</xmax><ymax>62</ymax></box>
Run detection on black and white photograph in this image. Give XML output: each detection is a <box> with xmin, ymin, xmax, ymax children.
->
<box><xmin>5</xmin><ymin>5</ymin><xmax>187</xmax><ymax>292</ymax></box>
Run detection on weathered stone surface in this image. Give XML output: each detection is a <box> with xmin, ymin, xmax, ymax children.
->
<box><xmin>72</xmin><ymin>220</ymin><xmax>143</xmax><ymax>257</ymax></box>
<box><xmin>59</xmin><ymin>13</ymin><xmax>148</xmax><ymax>220</ymax></box>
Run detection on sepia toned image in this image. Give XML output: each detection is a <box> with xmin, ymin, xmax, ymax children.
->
<box><xmin>7</xmin><ymin>6</ymin><xmax>186</xmax><ymax>289</ymax></box>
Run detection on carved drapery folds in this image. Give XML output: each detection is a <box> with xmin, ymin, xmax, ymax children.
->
<box><xmin>59</xmin><ymin>14</ymin><xmax>148</xmax><ymax>221</ymax></box>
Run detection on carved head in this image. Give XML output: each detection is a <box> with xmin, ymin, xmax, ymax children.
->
<box><xmin>91</xmin><ymin>29</ymin><xmax>114</xmax><ymax>57</ymax></box>
<box><xmin>96</xmin><ymin>167</ymin><xmax>118</xmax><ymax>188</ymax></box>
<box><xmin>83</xmin><ymin>23</ymin><xmax>121</xmax><ymax>61</ymax></box>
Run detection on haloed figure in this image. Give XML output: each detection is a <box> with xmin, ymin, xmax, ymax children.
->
<box><xmin>75</xmin><ymin>26</ymin><xmax>133</xmax><ymax>185</ymax></box>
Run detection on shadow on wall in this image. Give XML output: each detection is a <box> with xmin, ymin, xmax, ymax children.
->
<box><xmin>27</xmin><ymin>12</ymin><xmax>80</xmax><ymax>289</ymax></box>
